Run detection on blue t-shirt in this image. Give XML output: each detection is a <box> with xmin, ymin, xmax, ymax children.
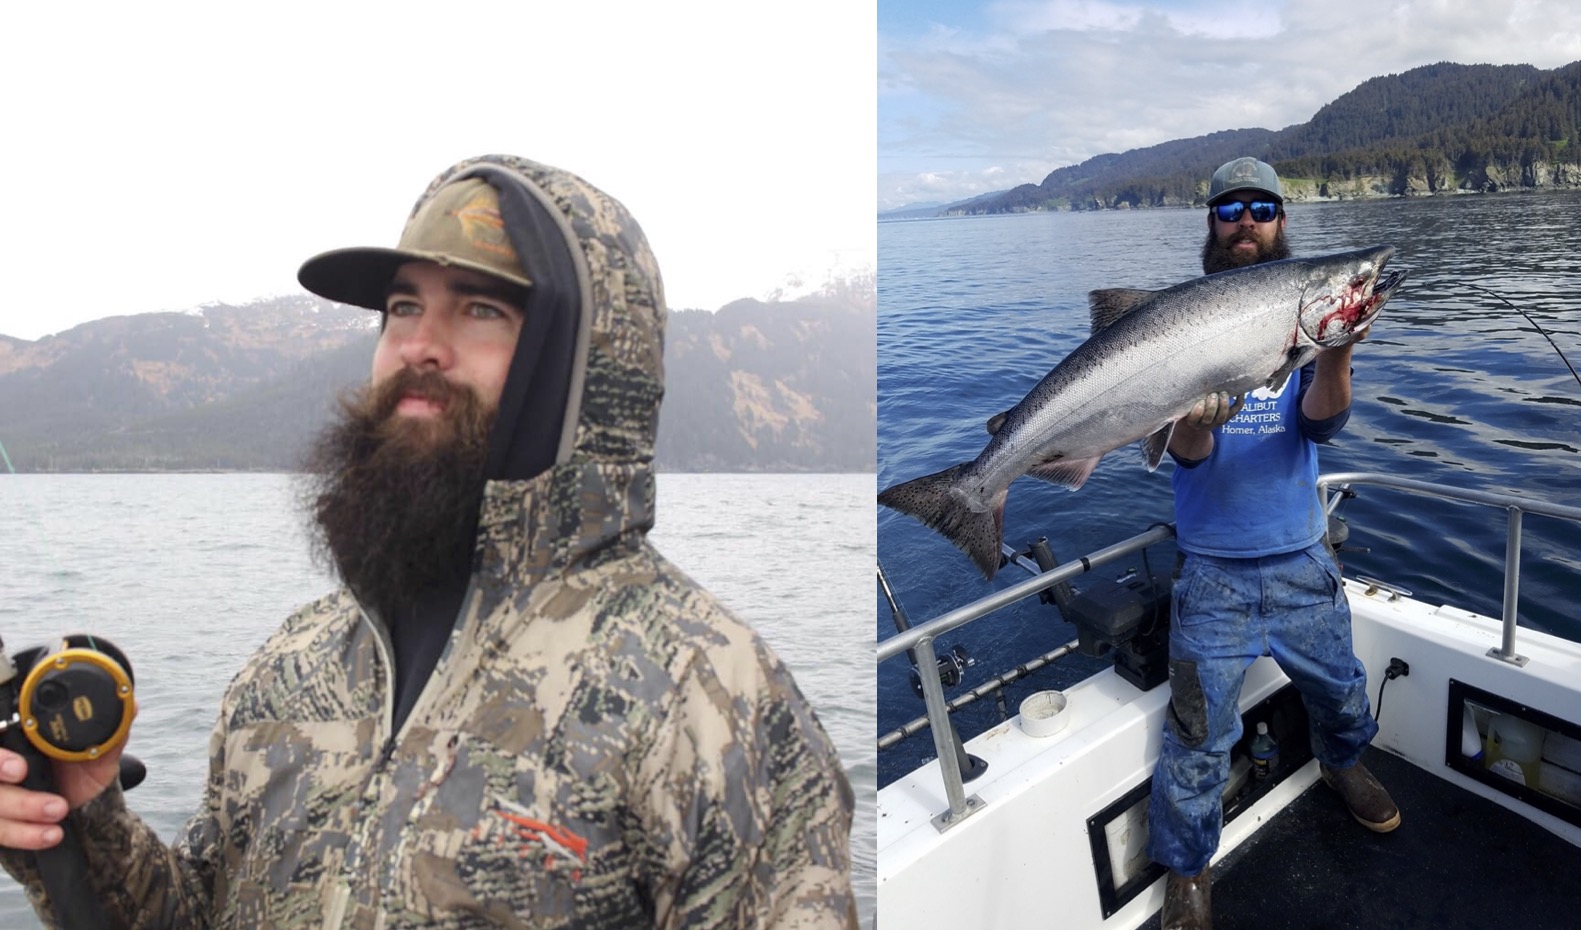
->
<box><xmin>1170</xmin><ymin>365</ymin><xmax>1347</xmax><ymax>558</ymax></box>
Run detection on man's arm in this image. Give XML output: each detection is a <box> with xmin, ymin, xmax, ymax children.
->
<box><xmin>1301</xmin><ymin>343</ymin><xmax>1355</xmax><ymax>422</ymax></box>
<box><xmin>644</xmin><ymin>651</ymin><xmax>856</xmax><ymax>930</ymax></box>
<box><xmin>0</xmin><ymin>718</ymin><xmax>225</xmax><ymax>928</ymax></box>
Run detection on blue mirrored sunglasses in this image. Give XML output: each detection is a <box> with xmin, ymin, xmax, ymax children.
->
<box><xmin>1213</xmin><ymin>200</ymin><xmax>1280</xmax><ymax>223</ymax></box>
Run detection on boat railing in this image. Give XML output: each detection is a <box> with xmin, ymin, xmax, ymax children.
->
<box><xmin>878</xmin><ymin>472</ymin><xmax>1581</xmax><ymax>833</ymax></box>
<box><xmin>878</xmin><ymin>524</ymin><xmax>1175</xmax><ymax>831</ymax></box>
<box><xmin>1317</xmin><ymin>472</ymin><xmax>1581</xmax><ymax>666</ymax></box>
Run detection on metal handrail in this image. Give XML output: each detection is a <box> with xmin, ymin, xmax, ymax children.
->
<box><xmin>877</xmin><ymin>524</ymin><xmax>1174</xmax><ymax>830</ymax></box>
<box><xmin>1317</xmin><ymin>471</ymin><xmax>1581</xmax><ymax>667</ymax></box>
<box><xmin>878</xmin><ymin>473</ymin><xmax>1581</xmax><ymax>831</ymax></box>
<box><xmin>877</xmin><ymin>524</ymin><xmax>1175</xmax><ymax>664</ymax></box>
<box><xmin>877</xmin><ymin>639</ymin><xmax>1081</xmax><ymax>750</ymax></box>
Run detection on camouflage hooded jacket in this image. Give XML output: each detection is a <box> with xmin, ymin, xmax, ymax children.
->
<box><xmin>5</xmin><ymin>156</ymin><xmax>857</xmax><ymax>929</ymax></box>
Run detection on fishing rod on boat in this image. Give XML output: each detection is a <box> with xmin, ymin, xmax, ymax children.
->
<box><xmin>1458</xmin><ymin>282</ymin><xmax>1581</xmax><ymax>390</ymax></box>
<box><xmin>1007</xmin><ymin>533</ymin><xmax>1176</xmax><ymax>692</ymax></box>
<box><xmin>0</xmin><ymin>633</ymin><xmax>141</xmax><ymax>930</ymax></box>
<box><xmin>876</xmin><ymin>562</ymin><xmax>976</xmax><ymax>698</ymax></box>
<box><xmin>877</xmin><ymin>563</ymin><xmax>987</xmax><ymax>782</ymax></box>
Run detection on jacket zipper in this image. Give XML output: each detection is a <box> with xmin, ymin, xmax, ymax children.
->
<box><xmin>328</xmin><ymin>591</ymin><xmax>477</xmax><ymax>927</ymax></box>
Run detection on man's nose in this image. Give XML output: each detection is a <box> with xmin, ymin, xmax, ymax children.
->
<box><xmin>399</xmin><ymin>312</ymin><xmax>455</xmax><ymax>370</ymax></box>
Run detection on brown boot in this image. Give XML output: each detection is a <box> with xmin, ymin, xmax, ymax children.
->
<box><xmin>1320</xmin><ymin>761</ymin><xmax>1401</xmax><ymax>832</ymax></box>
<box><xmin>1161</xmin><ymin>865</ymin><xmax>1211</xmax><ymax>930</ymax></box>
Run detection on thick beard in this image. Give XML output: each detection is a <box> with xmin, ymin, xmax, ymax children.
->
<box><xmin>1201</xmin><ymin>225</ymin><xmax>1291</xmax><ymax>274</ymax></box>
<box><xmin>299</xmin><ymin>369</ymin><xmax>494</xmax><ymax>622</ymax></box>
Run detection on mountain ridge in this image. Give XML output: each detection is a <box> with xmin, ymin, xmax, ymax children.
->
<box><xmin>892</xmin><ymin>60</ymin><xmax>1581</xmax><ymax>217</ymax></box>
<box><xmin>0</xmin><ymin>282</ymin><xmax>875</xmax><ymax>473</ymax></box>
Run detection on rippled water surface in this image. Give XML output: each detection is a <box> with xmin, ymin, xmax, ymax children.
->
<box><xmin>878</xmin><ymin>192</ymin><xmax>1581</xmax><ymax>786</ymax></box>
<box><xmin>1</xmin><ymin>472</ymin><xmax>875</xmax><ymax>929</ymax></box>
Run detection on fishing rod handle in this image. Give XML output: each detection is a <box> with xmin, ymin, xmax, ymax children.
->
<box><xmin>11</xmin><ymin>736</ymin><xmax>114</xmax><ymax>930</ymax></box>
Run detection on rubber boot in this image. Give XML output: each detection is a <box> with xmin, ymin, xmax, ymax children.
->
<box><xmin>1161</xmin><ymin>864</ymin><xmax>1211</xmax><ymax>930</ymax></box>
<box><xmin>1320</xmin><ymin>761</ymin><xmax>1401</xmax><ymax>832</ymax></box>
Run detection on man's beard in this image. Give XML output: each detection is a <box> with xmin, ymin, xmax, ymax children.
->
<box><xmin>1201</xmin><ymin>225</ymin><xmax>1291</xmax><ymax>274</ymax></box>
<box><xmin>299</xmin><ymin>369</ymin><xmax>495</xmax><ymax>622</ymax></box>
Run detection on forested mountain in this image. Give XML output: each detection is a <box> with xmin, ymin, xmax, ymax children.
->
<box><xmin>1269</xmin><ymin>62</ymin><xmax>1544</xmax><ymax>159</ymax></box>
<box><xmin>936</xmin><ymin>61</ymin><xmax>1581</xmax><ymax>215</ymax></box>
<box><xmin>659</xmin><ymin>282</ymin><xmax>875</xmax><ymax>471</ymax></box>
<box><xmin>0</xmin><ymin>281</ymin><xmax>875</xmax><ymax>473</ymax></box>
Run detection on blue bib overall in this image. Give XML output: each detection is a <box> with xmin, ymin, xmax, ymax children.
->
<box><xmin>1146</xmin><ymin>367</ymin><xmax>1379</xmax><ymax>875</ymax></box>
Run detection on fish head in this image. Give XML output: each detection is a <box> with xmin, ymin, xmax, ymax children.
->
<box><xmin>1296</xmin><ymin>245</ymin><xmax>1407</xmax><ymax>347</ymax></box>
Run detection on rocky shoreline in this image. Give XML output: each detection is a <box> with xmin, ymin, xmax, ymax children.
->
<box><xmin>937</xmin><ymin>167</ymin><xmax>1581</xmax><ymax>216</ymax></box>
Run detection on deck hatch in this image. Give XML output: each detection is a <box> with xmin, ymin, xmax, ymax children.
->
<box><xmin>1084</xmin><ymin>684</ymin><xmax>1309</xmax><ymax>920</ymax></box>
<box><xmin>1446</xmin><ymin>679</ymin><xmax>1581</xmax><ymax>827</ymax></box>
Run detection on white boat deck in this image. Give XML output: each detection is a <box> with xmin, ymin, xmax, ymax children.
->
<box><xmin>877</xmin><ymin>577</ymin><xmax>1581</xmax><ymax>929</ymax></box>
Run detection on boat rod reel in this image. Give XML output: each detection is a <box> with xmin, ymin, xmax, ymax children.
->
<box><xmin>1323</xmin><ymin>483</ymin><xmax>1370</xmax><ymax>561</ymax></box>
<box><xmin>876</xmin><ymin>564</ymin><xmax>988</xmax><ymax>783</ymax></box>
<box><xmin>877</xmin><ymin>562</ymin><xmax>976</xmax><ymax>699</ymax></box>
<box><xmin>0</xmin><ymin>633</ymin><xmax>138</xmax><ymax>930</ymax></box>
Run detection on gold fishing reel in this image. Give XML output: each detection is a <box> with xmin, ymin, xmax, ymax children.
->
<box><xmin>14</xmin><ymin>635</ymin><xmax>135</xmax><ymax>763</ymax></box>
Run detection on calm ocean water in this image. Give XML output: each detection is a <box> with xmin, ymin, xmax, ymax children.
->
<box><xmin>0</xmin><ymin>472</ymin><xmax>876</xmax><ymax>929</ymax></box>
<box><xmin>877</xmin><ymin>191</ymin><xmax>1581</xmax><ymax>786</ymax></box>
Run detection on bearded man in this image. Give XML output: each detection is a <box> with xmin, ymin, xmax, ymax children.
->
<box><xmin>1149</xmin><ymin>157</ymin><xmax>1398</xmax><ymax>930</ymax></box>
<box><xmin>1198</xmin><ymin>160</ymin><xmax>1291</xmax><ymax>274</ymax></box>
<box><xmin>0</xmin><ymin>155</ymin><xmax>857</xmax><ymax>929</ymax></box>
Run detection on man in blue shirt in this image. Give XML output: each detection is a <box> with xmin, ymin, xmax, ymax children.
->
<box><xmin>1147</xmin><ymin>158</ymin><xmax>1400</xmax><ymax>930</ymax></box>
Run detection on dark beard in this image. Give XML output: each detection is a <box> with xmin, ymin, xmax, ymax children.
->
<box><xmin>1201</xmin><ymin>225</ymin><xmax>1291</xmax><ymax>274</ymax></box>
<box><xmin>299</xmin><ymin>369</ymin><xmax>494</xmax><ymax>622</ymax></box>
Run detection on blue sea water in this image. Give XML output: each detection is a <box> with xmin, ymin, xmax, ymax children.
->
<box><xmin>0</xmin><ymin>472</ymin><xmax>875</xmax><ymax>929</ymax></box>
<box><xmin>877</xmin><ymin>192</ymin><xmax>1581</xmax><ymax>787</ymax></box>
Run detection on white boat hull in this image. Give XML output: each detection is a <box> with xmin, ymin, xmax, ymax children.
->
<box><xmin>876</xmin><ymin>577</ymin><xmax>1581</xmax><ymax>929</ymax></box>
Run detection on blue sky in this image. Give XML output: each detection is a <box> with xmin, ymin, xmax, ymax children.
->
<box><xmin>880</xmin><ymin>0</ymin><xmax>1581</xmax><ymax>211</ymax></box>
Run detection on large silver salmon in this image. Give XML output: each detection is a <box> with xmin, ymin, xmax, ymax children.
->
<box><xmin>879</xmin><ymin>245</ymin><xmax>1407</xmax><ymax>579</ymax></box>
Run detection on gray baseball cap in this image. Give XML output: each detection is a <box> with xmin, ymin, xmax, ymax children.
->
<box><xmin>1207</xmin><ymin>157</ymin><xmax>1283</xmax><ymax>205</ymax></box>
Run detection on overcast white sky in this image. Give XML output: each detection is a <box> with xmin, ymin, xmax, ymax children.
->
<box><xmin>0</xmin><ymin>1</ymin><xmax>874</xmax><ymax>341</ymax></box>
<box><xmin>880</xmin><ymin>0</ymin><xmax>1581</xmax><ymax>211</ymax></box>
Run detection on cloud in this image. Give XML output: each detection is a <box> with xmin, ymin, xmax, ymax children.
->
<box><xmin>882</xmin><ymin>162</ymin><xmax>1054</xmax><ymax>210</ymax></box>
<box><xmin>879</xmin><ymin>0</ymin><xmax>1581</xmax><ymax>210</ymax></box>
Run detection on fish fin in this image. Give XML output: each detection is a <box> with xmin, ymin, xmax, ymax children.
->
<box><xmin>985</xmin><ymin>409</ymin><xmax>1010</xmax><ymax>435</ymax></box>
<box><xmin>879</xmin><ymin>465</ymin><xmax>1008</xmax><ymax>580</ymax></box>
<box><xmin>1140</xmin><ymin>422</ymin><xmax>1175</xmax><ymax>471</ymax></box>
<box><xmin>1088</xmin><ymin>288</ymin><xmax>1157</xmax><ymax>333</ymax></box>
<box><xmin>1026</xmin><ymin>455</ymin><xmax>1101</xmax><ymax>491</ymax></box>
<box><xmin>1266</xmin><ymin>345</ymin><xmax>1317</xmax><ymax>392</ymax></box>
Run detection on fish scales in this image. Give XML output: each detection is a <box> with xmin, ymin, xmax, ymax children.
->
<box><xmin>880</xmin><ymin>246</ymin><xmax>1408</xmax><ymax>579</ymax></box>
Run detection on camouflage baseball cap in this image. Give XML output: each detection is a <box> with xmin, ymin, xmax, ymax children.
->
<box><xmin>297</xmin><ymin>177</ymin><xmax>533</xmax><ymax>311</ymax></box>
<box><xmin>1207</xmin><ymin>157</ymin><xmax>1283</xmax><ymax>206</ymax></box>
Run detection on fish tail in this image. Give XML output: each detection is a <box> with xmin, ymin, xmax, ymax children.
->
<box><xmin>878</xmin><ymin>465</ymin><xmax>1008</xmax><ymax>580</ymax></box>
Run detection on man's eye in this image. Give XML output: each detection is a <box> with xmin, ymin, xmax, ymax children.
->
<box><xmin>469</xmin><ymin>302</ymin><xmax>507</xmax><ymax>319</ymax></box>
<box><xmin>387</xmin><ymin>300</ymin><xmax>421</xmax><ymax>317</ymax></box>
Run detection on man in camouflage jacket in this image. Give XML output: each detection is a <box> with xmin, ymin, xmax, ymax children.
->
<box><xmin>0</xmin><ymin>155</ymin><xmax>857</xmax><ymax>928</ymax></box>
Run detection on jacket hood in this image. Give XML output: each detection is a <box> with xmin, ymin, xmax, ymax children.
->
<box><xmin>411</xmin><ymin>156</ymin><xmax>666</xmax><ymax>590</ymax></box>
<box><xmin>410</xmin><ymin>155</ymin><xmax>667</xmax><ymax>478</ymax></box>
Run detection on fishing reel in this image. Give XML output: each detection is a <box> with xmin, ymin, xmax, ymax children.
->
<box><xmin>0</xmin><ymin>634</ymin><xmax>135</xmax><ymax>930</ymax></box>
<box><xmin>910</xmin><ymin>644</ymin><xmax>975</xmax><ymax>700</ymax></box>
<box><xmin>0</xmin><ymin>635</ymin><xmax>135</xmax><ymax>763</ymax></box>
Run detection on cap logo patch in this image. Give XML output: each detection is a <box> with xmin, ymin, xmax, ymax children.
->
<box><xmin>1230</xmin><ymin>160</ymin><xmax>1260</xmax><ymax>182</ymax></box>
<box><xmin>451</xmin><ymin>192</ymin><xmax>518</xmax><ymax>261</ymax></box>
